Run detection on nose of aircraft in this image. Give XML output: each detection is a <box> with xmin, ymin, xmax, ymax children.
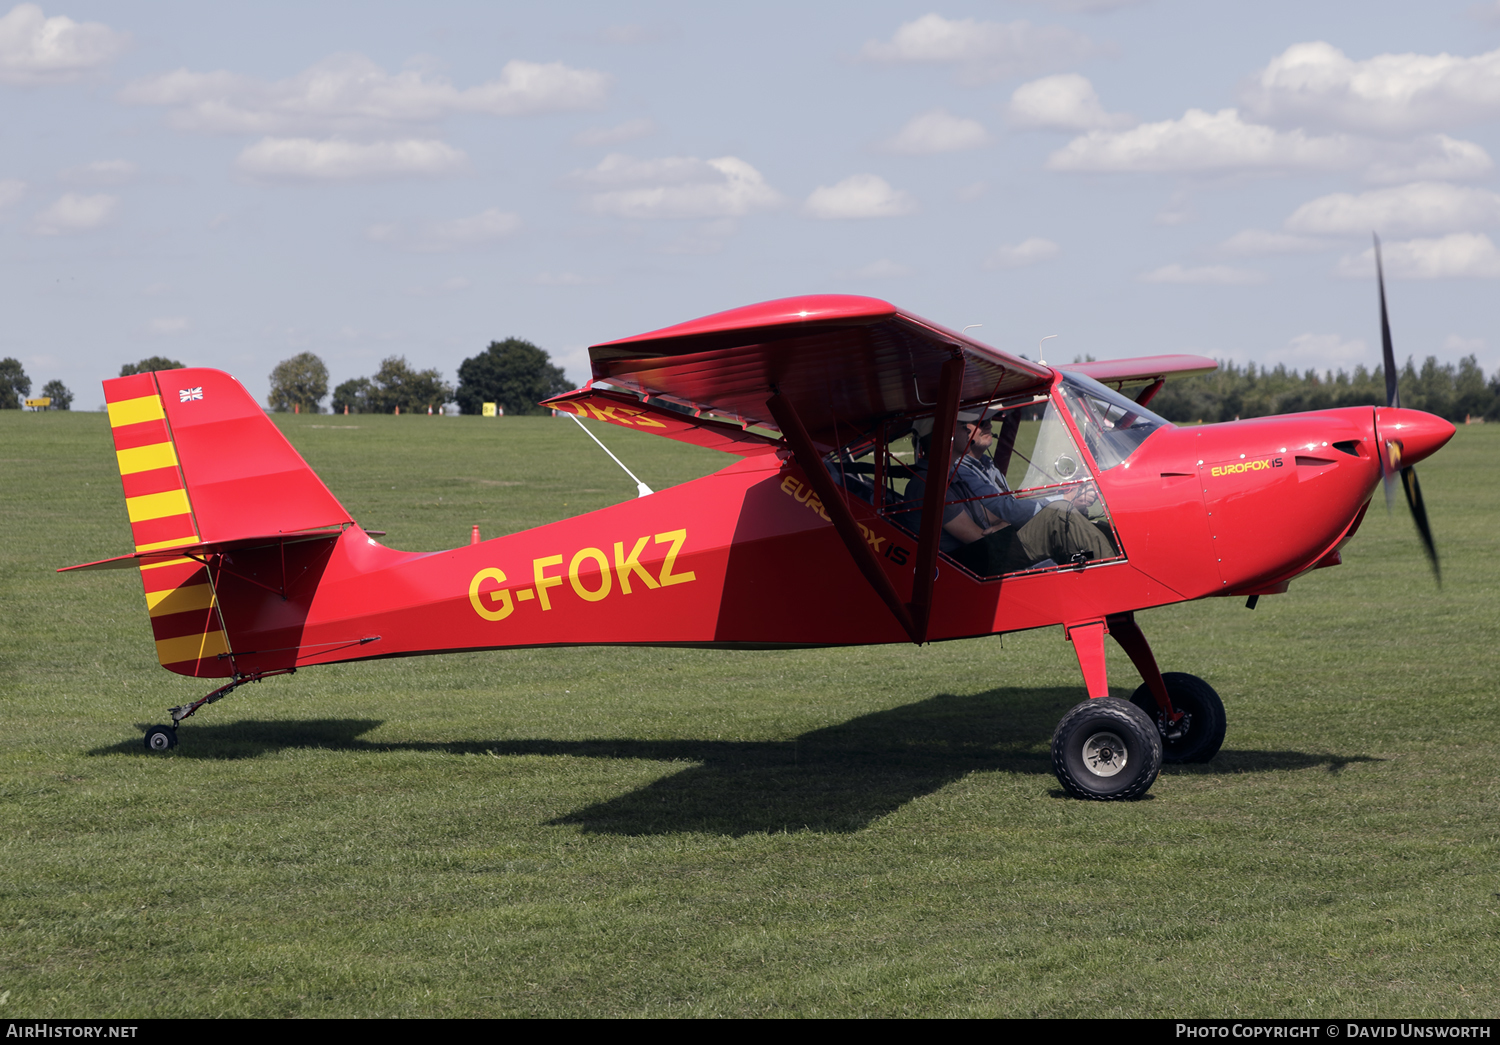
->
<box><xmin>1375</xmin><ymin>407</ymin><xmax>1456</xmax><ymax>469</ymax></box>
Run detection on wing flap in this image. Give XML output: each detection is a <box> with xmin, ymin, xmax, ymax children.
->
<box><xmin>545</xmin><ymin>388</ymin><xmax>780</xmax><ymax>456</ymax></box>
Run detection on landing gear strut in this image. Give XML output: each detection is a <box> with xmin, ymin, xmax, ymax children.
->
<box><xmin>141</xmin><ymin>669</ymin><xmax>295</xmax><ymax>752</ymax></box>
<box><xmin>1130</xmin><ymin>672</ymin><xmax>1226</xmax><ymax>764</ymax></box>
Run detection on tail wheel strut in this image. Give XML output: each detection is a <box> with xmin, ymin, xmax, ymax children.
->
<box><xmin>141</xmin><ymin>668</ymin><xmax>296</xmax><ymax>752</ymax></box>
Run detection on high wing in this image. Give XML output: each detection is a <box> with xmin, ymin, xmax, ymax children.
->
<box><xmin>1060</xmin><ymin>354</ymin><xmax>1218</xmax><ymax>405</ymax></box>
<box><xmin>546</xmin><ymin>295</ymin><xmax>1054</xmax><ymax>452</ymax></box>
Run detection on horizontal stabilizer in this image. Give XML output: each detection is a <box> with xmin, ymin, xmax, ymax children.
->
<box><xmin>57</xmin><ymin>527</ymin><xmax>347</xmax><ymax>573</ymax></box>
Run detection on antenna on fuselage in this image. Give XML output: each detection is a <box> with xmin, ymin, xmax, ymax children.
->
<box><xmin>1038</xmin><ymin>334</ymin><xmax>1058</xmax><ymax>366</ymax></box>
<box><xmin>566</xmin><ymin>413</ymin><xmax>654</xmax><ymax>498</ymax></box>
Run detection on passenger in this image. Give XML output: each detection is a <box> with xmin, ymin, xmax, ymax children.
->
<box><xmin>907</xmin><ymin>411</ymin><xmax>1117</xmax><ymax>576</ymax></box>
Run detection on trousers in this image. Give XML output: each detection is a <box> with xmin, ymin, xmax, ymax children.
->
<box><xmin>952</xmin><ymin>502</ymin><xmax>1119</xmax><ymax>578</ymax></box>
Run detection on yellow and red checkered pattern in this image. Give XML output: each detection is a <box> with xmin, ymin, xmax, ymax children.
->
<box><xmin>105</xmin><ymin>373</ymin><xmax>230</xmax><ymax>675</ymax></box>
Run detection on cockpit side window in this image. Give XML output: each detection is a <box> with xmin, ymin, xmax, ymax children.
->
<box><xmin>849</xmin><ymin>393</ymin><xmax>1127</xmax><ymax>580</ymax></box>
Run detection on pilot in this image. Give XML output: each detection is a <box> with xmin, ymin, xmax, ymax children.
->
<box><xmin>908</xmin><ymin>411</ymin><xmax>1117</xmax><ymax>576</ymax></box>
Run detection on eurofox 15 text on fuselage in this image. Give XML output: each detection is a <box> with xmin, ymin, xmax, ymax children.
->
<box><xmin>64</xmin><ymin>257</ymin><xmax>1452</xmax><ymax>800</ymax></box>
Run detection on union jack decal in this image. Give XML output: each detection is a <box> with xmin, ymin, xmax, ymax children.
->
<box><xmin>179</xmin><ymin>387</ymin><xmax>203</xmax><ymax>403</ymax></box>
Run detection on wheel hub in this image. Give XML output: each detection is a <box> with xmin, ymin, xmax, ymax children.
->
<box><xmin>1081</xmin><ymin>730</ymin><xmax>1128</xmax><ymax>777</ymax></box>
<box><xmin>1158</xmin><ymin>710</ymin><xmax>1192</xmax><ymax>743</ymax></box>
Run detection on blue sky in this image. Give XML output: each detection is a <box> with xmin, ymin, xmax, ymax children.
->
<box><xmin>4</xmin><ymin>1</ymin><xmax>1500</xmax><ymax>409</ymax></box>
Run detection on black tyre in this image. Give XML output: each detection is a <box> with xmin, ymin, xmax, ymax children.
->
<box><xmin>144</xmin><ymin>725</ymin><xmax>177</xmax><ymax>752</ymax></box>
<box><xmin>1051</xmin><ymin>698</ymin><xmax>1162</xmax><ymax>800</ymax></box>
<box><xmin>1130</xmin><ymin>673</ymin><xmax>1226</xmax><ymax>764</ymax></box>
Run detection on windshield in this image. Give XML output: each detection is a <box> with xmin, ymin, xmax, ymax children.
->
<box><xmin>1056</xmin><ymin>372</ymin><xmax>1172</xmax><ymax>471</ymax></box>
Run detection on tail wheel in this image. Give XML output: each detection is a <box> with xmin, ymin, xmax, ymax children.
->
<box><xmin>1051</xmin><ymin>698</ymin><xmax>1162</xmax><ymax>800</ymax></box>
<box><xmin>144</xmin><ymin>725</ymin><xmax>177</xmax><ymax>752</ymax></box>
<box><xmin>1130</xmin><ymin>672</ymin><xmax>1226</xmax><ymax>764</ymax></box>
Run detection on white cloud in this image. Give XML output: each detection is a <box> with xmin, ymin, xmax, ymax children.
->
<box><xmin>572</xmin><ymin>118</ymin><xmax>655</xmax><ymax>148</ymax></box>
<box><xmin>861</xmin><ymin>14</ymin><xmax>1095</xmax><ymax>85</ymax></box>
<box><xmin>1139</xmin><ymin>263</ymin><xmax>1267</xmax><ymax>285</ymax></box>
<box><xmin>1269</xmin><ymin>332</ymin><xmax>1371</xmax><ymax>372</ymax></box>
<box><xmin>0</xmin><ymin>178</ymin><xmax>24</xmax><ymax>211</ymax></box>
<box><xmin>1363</xmin><ymin>134</ymin><xmax>1493</xmax><ymax>183</ymax></box>
<box><xmin>120</xmin><ymin>54</ymin><xmax>609</xmax><ymax>135</ymax></box>
<box><xmin>1444</xmin><ymin>333</ymin><xmax>1486</xmax><ymax>354</ymax></box>
<box><xmin>1336</xmin><ymin>233</ymin><xmax>1500</xmax><ymax>279</ymax></box>
<box><xmin>1287</xmin><ymin>183</ymin><xmax>1500</xmax><ymax>237</ymax></box>
<box><xmin>882</xmin><ymin>108</ymin><xmax>990</xmax><ymax>154</ymax></box>
<box><xmin>148</xmin><ymin>317</ymin><xmax>189</xmax><ymax>335</ymax></box>
<box><xmin>1216</xmin><ymin>229</ymin><xmax>1334</xmax><ymax>256</ymax></box>
<box><xmin>984</xmin><ymin>238</ymin><xmax>1061</xmax><ymax>269</ymax></box>
<box><xmin>60</xmin><ymin>159</ymin><xmax>136</xmax><ymax>185</ymax></box>
<box><xmin>236</xmin><ymin>137</ymin><xmax>467</xmax><ymax>181</ymax></box>
<box><xmin>1242</xmin><ymin>41</ymin><xmax>1500</xmax><ymax>135</ymax></box>
<box><xmin>1007</xmin><ymin>74</ymin><xmax>1134</xmax><ymax>131</ymax></box>
<box><xmin>845</xmin><ymin>259</ymin><xmax>915</xmax><ymax>279</ymax></box>
<box><xmin>1048</xmin><ymin>109</ymin><xmax>1356</xmax><ymax>173</ymax></box>
<box><xmin>367</xmin><ymin>208</ymin><xmax>521</xmax><ymax>252</ymax></box>
<box><xmin>803</xmin><ymin>174</ymin><xmax>916</xmax><ymax>220</ymax></box>
<box><xmin>31</xmin><ymin>191</ymin><xmax>116</xmax><ymax>234</ymax></box>
<box><xmin>571</xmin><ymin>154</ymin><xmax>781</xmax><ymax>220</ymax></box>
<box><xmin>0</xmin><ymin>3</ymin><xmax>128</xmax><ymax>85</ymax></box>
<box><xmin>1046</xmin><ymin>107</ymin><xmax>1491</xmax><ymax>179</ymax></box>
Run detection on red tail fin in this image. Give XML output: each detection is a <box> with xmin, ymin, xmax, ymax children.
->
<box><xmin>103</xmin><ymin>368</ymin><xmax>351</xmax><ymax>675</ymax></box>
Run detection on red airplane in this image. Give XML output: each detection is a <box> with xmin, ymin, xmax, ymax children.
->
<box><xmin>63</xmin><ymin>255</ymin><xmax>1453</xmax><ymax>800</ymax></box>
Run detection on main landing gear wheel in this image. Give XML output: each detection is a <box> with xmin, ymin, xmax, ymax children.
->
<box><xmin>1051</xmin><ymin>698</ymin><xmax>1162</xmax><ymax>801</ymax></box>
<box><xmin>144</xmin><ymin>725</ymin><xmax>177</xmax><ymax>752</ymax></box>
<box><xmin>1130</xmin><ymin>673</ymin><xmax>1226</xmax><ymax>764</ymax></box>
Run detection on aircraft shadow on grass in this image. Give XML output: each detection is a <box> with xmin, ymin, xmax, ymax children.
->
<box><xmin>90</xmin><ymin>688</ymin><xmax>1380</xmax><ymax>836</ymax></box>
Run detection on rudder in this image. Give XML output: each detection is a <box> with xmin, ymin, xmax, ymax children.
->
<box><xmin>103</xmin><ymin>368</ymin><xmax>352</xmax><ymax>676</ymax></box>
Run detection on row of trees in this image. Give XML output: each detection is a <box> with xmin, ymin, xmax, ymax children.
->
<box><xmin>331</xmin><ymin>356</ymin><xmax>451</xmax><ymax>415</ymax></box>
<box><xmin>34</xmin><ymin>346</ymin><xmax>1493</xmax><ymax>424</ymax></box>
<box><xmin>3</xmin><ymin>343</ymin><xmax>573</xmax><ymax>414</ymax></box>
<box><xmin>267</xmin><ymin>339</ymin><xmax>571</xmax><ymax>415</ymax></box>
<box><xmin>0</xmin><ymin>358</ymin><xmax>73</xmax><ymax>409</ymax></box>
<box><xmin>1148</xmin><ymin>355</ymin><xmax>1500</xmax><ymax>424</ymax></box>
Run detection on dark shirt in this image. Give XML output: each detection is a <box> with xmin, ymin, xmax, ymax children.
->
<box><xmin>954</xmin><ymin>452</ymin><xmax>1038</xmax><ymax>530</ymax></box>
<box><xmin>906</xmin><ymin>451</ymin><xmax>1038</xmax><ymax>553</ymax></box>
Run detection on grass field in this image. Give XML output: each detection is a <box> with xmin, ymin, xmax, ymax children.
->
<box><xmin>2</xmin><ymin>409</ymin><xmax>1497</xmax><ymax>1018</ymax></box>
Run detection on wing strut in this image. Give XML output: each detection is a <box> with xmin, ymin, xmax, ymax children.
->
<box><xmin>767</xmin><ymin>393</ymin><xmax>920</xmax><ymax>645</ymax></box>
<box><xmin>907</xmin><ymin>356</ymin><xmax>965</xmax><ymax>643</ymax></box>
